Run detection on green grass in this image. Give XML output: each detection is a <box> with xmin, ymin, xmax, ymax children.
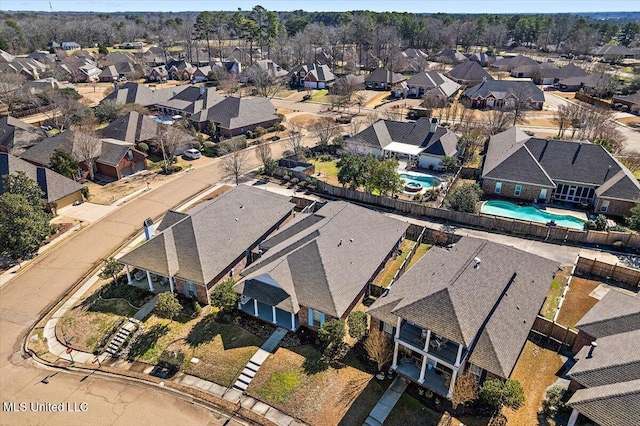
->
<box><xmin>405</xmin><ymin>243</ymin><xmax>431</xmax><ymax>271</ymax></box>
<box><xmin>259</xmin><ymin>372</ymin><xmax>303</xmax><ymax>403</ymax></box>
<box><xmin>634</xmin><ymin>170</ymin><xmax>640</xmax><ymax>180</ymax></box>
<box><xmin>310</xmin><ymin>89</ymin><xmax>329</xmax><ymax>103</ymax></box>
<box><xmin>373</xmin><ymin>239</ymin><xmax>414</xmax><ymax>286</ymax></box>
<box><xmin>540</xmin><ymin>266</ymin><xmax>572</xmax><ymax>320</ymax></box>
<box><xmin>309</xmin><ymin>158</ymin><xmax>340</xmax><ymax>185</ymax></box>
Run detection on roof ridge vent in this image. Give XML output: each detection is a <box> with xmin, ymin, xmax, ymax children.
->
<box><xmin>473</xmin><ymin>257</ymin><xmax>481</xmax><ymax>269</ymax></box>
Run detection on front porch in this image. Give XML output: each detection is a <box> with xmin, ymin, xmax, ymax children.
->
<box><xmin>125</xmin><ymin>265</ymin><xmax>175</xmax><ymax>294</ymax></box>
<box><xmin>240</xmin><ymin>298</ymin><xmax>299</xmax><ymax>331</ymax></box>
<box><xmin>398</xmin><ymin>322</ymin><xmax>465</xmax><ymax>366</ymax></box>
<box><xmin>395</xmin><ymin>357</ymin><xmax>450</xmax><ymax>398</ymax></box>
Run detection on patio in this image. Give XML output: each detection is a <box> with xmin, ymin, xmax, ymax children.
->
<box><xmin>240</xmin><ymin>298</ymin><xmax>299</xmax><ymax>331</ymax></box>
<box><xmin>395</xmin><ymin>358</ymin><xmax>450</xmax><ymax>397</ymax></box>
<box><xmin>128</xmin><ymin>270</ymin><xmax>173</xmax><ymax>294</ymax></box>
<box><xmin>398</xmin><ymin>323</ymin><xmax>463</xmax><ymax>366</ymax></box>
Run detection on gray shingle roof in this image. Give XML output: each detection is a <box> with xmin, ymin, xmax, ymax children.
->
<box><xmin>100</xmin><ymin>111</ymin><xmax>158</xmax><ymax>143</ymax></box>
<box><xmin>99</xmin><ymin>65</ymin><xmax>119</xmax><ymax>79</ymax></box>
<box><xmin>367</xmin><ymin>237</ymin><xmax>559</xmax><ymax>378</ymax></box>
<box><xmin>365</xmin><ymin>68</ymin><xmax>406</xmax><ymax>84</ymax></box>
<box><xmin>102</xmin><ymin>82</ymin><xmax>183</xmax><ymax>107</ymax></box>
<box><xmin>575</xmin><ymin>290</ymin><xmax>640</xmax><ymax>339</ymax></box>
<box><xmin>447</xmin><ymin>61</ymin><xmax>494</xmax><ymax>83</ymax></box>
<box><xmin>569</xmin><ymin>329</ymin><xmax>640</xmax><ymax>388</ymax></box>
<box><xmin>236</xmin><ymin>202</ymin><xmax>409</xmax><ymax>317</ymax></box>
<box><xmin>594</xmin><ymin>45</ymin><xmax>634</xmax><ymax>56</ymax></box>
<box><xmin>20</xmin><ymin>131</ymin><xmax>78</xmax><ymax>167</ymax></box>
<box><xmin>568</xmin><ymin>379</ymin><xmax>640</xmax><ymax>426</ymax></box>
<box><xmin>195</xmin><ymin>97</ymin><xmax>278</xmax><ymax>130</ymax></box>
<box><xmin>352</xmin><ymin>118</ymin><xmax>458</xmax><ymax>157</ymax></box>
<box><xmin>432</xmin><ymin>49</ymin><xmax>467</xmax><ymax>64</ymax></box>
<box><xmin>0</xmin><ymin>152</ymin><xmax>83</xmax><ymax>203</ymax></box>
<box><xmin>462</xmin><ymin>80</ymin><xmax>544</xmax><ymax>103</ymax></box>
<box><xmin>288</xmin><ymin>63</ymin><xmax>336</xmax><ymax>83</ymax></box>
<box><xmin>96</xmin><ymin>139</ymin><xmax>145</xmax><ymax>167</ymax></box>
<box><xmin>119</xmin><ymin>185</ymin><xmax>295</xmax><ymax>285</ymax></box>
<box><xmin>613</xmin><ymin>92</ymin><xmax>640</xmax><ymax>107</ymax></box>
<box><xmin>405</xmin><ymin>72</ymin><xmax>460</xmax><ymax>97</ymax></box>
<box><xmin>490</xmin><ymin>55</ymin><xmax>539</xmax><ymax>71</ymax></box>
<box><xmin>0</xmin><ymin>116</ymin><xmax>46</xmax><ymax>155</ymax></box>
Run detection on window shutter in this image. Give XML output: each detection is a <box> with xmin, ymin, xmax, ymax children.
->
<box><xmin>308</xmin><ymin>309</ymin><xmax>314</xmax><ymax>326</ymax></box>
<box><xmin>319</xmin><ymin>312</ymin><xmax>326</xmax><ymax>327</ymax></box>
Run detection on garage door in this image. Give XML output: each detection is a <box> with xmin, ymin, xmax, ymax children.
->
<box><xmin>135</xmin><ymin>162</ymin><xmax>146</xmax><ymax>172</ymax></box>
<box><xmin>121</xmin><ymin>165</ymin><xmax>133</xmax><ymax>177</ymax></box>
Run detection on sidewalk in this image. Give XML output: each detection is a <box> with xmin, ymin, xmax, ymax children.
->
<box><xmin>363</xmin><ymin>377</ymin><xmax>408</xmax><ymax>426</ymax></box>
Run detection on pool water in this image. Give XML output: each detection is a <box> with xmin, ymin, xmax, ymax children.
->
<box><xmin>399</xmin><ymin>173</ymin><xmax>442</xmax><ymax>190</ymax></box>
<box><xmin>481</xmin><ymin>200</ymin><xmax>586</xmax><ymax>230</ymax></box>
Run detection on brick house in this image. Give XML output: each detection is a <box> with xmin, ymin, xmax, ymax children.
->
<box><xmin>367</xmin><ymin>237</ymin><xmax>558</xmax><ymax>398</ymax></box>
<box><xmin>461</xmin><ymin>80</ymin><xmax>544</xmax><ymax>110</ymax></box>
<box><xmin>565</xmin><ymin>290</ymin><xmax>640</xmax><ymax>426</ymax></box>
<box><xmin>118</xmin><ymin>186</ymin><xmax>296</xmax><ymax>305</ymax></box>
<box><xmin>233</xmin><ymin>202</ymin><xmax>409</xmax><ymax>331</ymax></box>
<box><xmin>481</xmin><ymin>127</ymin><xmax>640</xmax><ymax>216</ymax></box>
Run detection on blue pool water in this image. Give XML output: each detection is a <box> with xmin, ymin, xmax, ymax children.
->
<box><xmin>481</xmin><ymin>200</ymin><xmax>586</xmax><ymax>230</ymax></box>
<box><xmin>399</xmin><ymin>173</ymin><xmax>442</xmax><ymax>189</ymax></box>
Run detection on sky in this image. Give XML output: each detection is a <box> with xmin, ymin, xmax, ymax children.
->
<box><xmin>2</xmin><ymin>0</ymin><xmax>639</xmax><ymax>14</ymax></box>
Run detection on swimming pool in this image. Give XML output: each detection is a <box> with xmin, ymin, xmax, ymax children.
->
<box><xmin>481</xmin><ymin>200</ymin><xmax>586</xmax><ymax>230</ymax></box>
<box><xmin>399</xmin><ymin>173</ymin><xmax>443</xmax><ymax>190</ymax></box>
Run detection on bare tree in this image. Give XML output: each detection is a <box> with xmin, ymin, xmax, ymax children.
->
<box><xmin>507</xmin><ymin>84</ymin><xmax>534</xmax><ymax>126</ymax></box>
<box><xmin>286</xmin><ymin>122</ymin><xmax>305</xmax><ymax>155</ymax></box>
<box><xmin>350</xmin><ymin>119</ymin><xmax>363</xmax><ymax>137</ymax></box>
<box><xmin>485</xmin><ymin>109</ymin><xmax>514</xmax><ymax>135</ymax></box>
<box><xmin>333</xmin><ymin>75</ymin><xmax>361</xmax><ymax>102</ymax></box>
<box><xmin>552</xmin><ymin>104</ymin><xmax>571</xmax><ymax>138</ymax></box>
<box><xmin>222</xmin><ymin>139</ymin><xmax>249</xmax><ymax>185</ymax></box>
<box><xmin>42</xmin><ymin>88</ymin><xmax>92</xmax><ymax>132</ymax></box>
<box><xmin>619</xmin><ymin>154</ymin><xmax>640</xmax><ymax>173</ymax></box>
<box><xmin>364</xmin><ymin>330</ymin><xmax>393</xmax><ymax>372</ymax></box>
<box><xmin>156</xmin><ymin>124</ymin><xmax>189</xmax><ymax>172</ymax></box>
<box><xmin>246</xmin><ymin>66</ymin><xmax>282</xmax><ymax>98</ymax></box>
<box><xmin>254</xmin><ymin>138</ymin><xmax>272</xmax><ymax>167</ymax></box>
<box><xmin>310</xmin><ymin>116</ymin><xmax>340</xmax><ymax>149</ymax></box>
<box><xmin>451</xmin><ymin>370</ymin><xmax>479</xmax><ymax>409</ymax></box>
<box><xmin>72</xmin><ymin>129</ymin><xmax>102</xmax><ymax>181</ymax></box>
<box><xmin>365</xmin><ymin>112</ymin><xmax>380</xmax><ymax>127</ymax></box>
<box><xmin>218</xmin><ymin>72</ymin><xmax>239</xmax><ymax>95</ymax></box>
<box><xmin>0</xmin><ymin>73</ymin><xmax>27</xmax><ymax>114</ymax></box>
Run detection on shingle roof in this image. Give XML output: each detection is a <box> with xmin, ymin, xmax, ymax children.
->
<box><xmin>367</xmin><ymin>237</ymin><xmax>559</xmax><ymax>378</ymax></box>
<box><xmin>490</xmin><ymin>55</ymin><xmax>539</xmax><ymax>71</ymax></box>
<box><xmin>447</xmin><ymin>61</ymin><xmax>494</xmax><ymax>83</ymax></box>
<box><xmin>558</xmin><ymin>73</ymin><xmax>609</xmax><ymax>90</ymax></box>
<box><xmin>156</xmin><ymin>86</ymin><xmax>225</xmax><ymax>115</ymax></box>
<box><xmin>352</xmin><ymin>118</ymin><xmax>458</xmax><ymax>157</ymax></box>
<box><xmin>613</xmin><ymin>92</ymin><xmax>640</xmax><ymax>107</ymax></box>
<box><xmin>569</xmin><ymin>329</ymin><xmax>640</xmax><ymax>388</ymax></box>
<box><xmin>195</xmin><ymin>97</ymin><xmax>278</xmax><ymax>130</ymax></box>
<box><xmin>288</xmin><ymin>63</ymin><xmax>336</xmax><ymax>83</ymax></box>
<box><xmin>99</xmin><ymin>65</ymin><xmax>119</xmax><ymax>79</ymax></box>
<box><xmin>20</xmin><ymin>131</ymin><xmax>78</xmax><ymax>167</ymax></box>
<box><xmin>236</xmin><ymin>202</ymin><xmax>409</xmax><ymax>317</ymax></box>
<box><xmin>432</xmin><ymin>49</ymin><xmax>467</xmax><ymax>63</ymax></box>
<box><xmin>96</xmin><ymin>139</ymin><xmax>145</xmax><ymax>167</ymax></box>
<box><xmin>365</xmin><ymin>68</ymin><xmax>406</xmax><ymax>84</ymax></box>
<box><xmin>119</xmin><ymin>185</ymin><xmax>294</xmax><ymax>285</ymax></box>
<box><xmin>0</xmin><ymin>152</ymin><xmax>83</xmax><ymax>203</ymax></box>
<box><xmin>594</xmin><ymin>45</ymin><xmax>634</xmax><ymax>56</ymax></box>
<box><xmin>575</xmin><ymin>290</ymin><xmax>640</xmax><ymax>339</ymax></box>
<box><xmin>0</xmin><ymin>116</ymin><xmax>46</xmax><ymax>155</ymax></box>
<box><xmin>100</xmin><ymin>111</ymin><xmax>158</xmax><ymax>143</ymax></box>
<box><xmin>462</xmin><ymin>80</ymin><xmax>544</xmax><ymax>103</ymax></box>
<box><xmin>405</xmin><ymin>72</ymin><xmax>460</xmax><ymax>97</ymax></box>
<box><xmin>567</xmin><ymin>379</ymin><xmax>640</xmax><ymax>426</ymax></box>
<box><xmin>102</xmin><ymin>82</ymin><xmax>183</xmax><ymax>107</ymax></box>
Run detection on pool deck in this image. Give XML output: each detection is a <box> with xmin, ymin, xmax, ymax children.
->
<box><xmin>543</xmin><ymin>206</ymin><xmax>589</xmax><ymax>221</ymax></box>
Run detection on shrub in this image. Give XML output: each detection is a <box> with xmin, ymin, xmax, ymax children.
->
<box><xmin>158</xmin><ymin>349</ymin><xmax>185</xmax><ymax>370</ymax></box>
<box><xmin>245</xmin><ymin>130</ymin><xmax>255</xmax><ymax>139</ymax></box>
<box><xmin>583</xmin><ymin>220</ymin><xmax>597</xmax><ymax>231</ymax></box>
<box><xmin>480</xmin><ymin>378</ymin><xmax>525</xmax><ymax>412</ymax></box>
<box><xmin>318</xmin><ymin>319</ymin><xmax>346</xmax><ymax>350</ymax></box>
<box><xmin>154</xmin><ymin>292</ymin><xmax>182</xmax><ymax>321</ymax></box>
<box><xmin>347</xmin><ymin>311</ymin><xmax>367</xmax><ymax>340</ymax></box>
<box><xmin>446</xmin><ymin>183</ymin><xmax>483</xmax><ymax>213</ymax></box>
<box><xmin>254</xmin><ymin>126</ymin><xmax>267</xmax><ymax>137</ymax></box>
<box><xmin>210</xmin><ymin>280</ymin><xmax>238</xmax><ymax>312</ymax></box>
<box><xmin>594</xmin><ymin>214</ymin><xmax>608</xmax><ymax>231</ymax></box>
<box><xmin>81</xmin><ymin>185</ymin><xmax>89</xmax><ymax>199</ymax></box>
<box><xmin>290</xmin><ymin>177</ymin><xmax>299</xmax><ymax>185</ymax></box>
<box><xmin>193</xmin><ymin>299</ymin><xmax>202</xmax><ymax>316</ymax></box>
<box><xmin>541</xmin><ymin>385</ymin><xmax>568</xmax><ymax>417</ymax></box>
<box><xmin>274</xmin><ymin>123</ymin><xmax>286</xmax><ymax>131</ymax></box>
<box><xmin>136</xmin><ymin>142</ymin><xmax>149</xmax><ymax>153</ymax></box>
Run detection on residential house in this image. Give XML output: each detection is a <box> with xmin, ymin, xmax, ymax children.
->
<box><xmin>166</xmin><ymin>60</ymin><xmax>197</xmax><ymax>81</ymax></box>
<box><xmin>0</xmin><ymin>152</ymin><xmax>84</xmax><ymax>210</ymax></box>
<box><xmin>461</xmin><ymin>80</ymin><xmax>544</xmax><ymax>110</ymax></box>
<box><xmin>226</xmin><ymin>47</ymin><xmax>262</xmax><ymax>65</ymax></box>
<box><xmin>212</xmin><ymin>60</ymin><xmax>241</xmax><ymax>75</ymax></box>
<box><xmin>190</xmin><ymin>96</ymin><xmax>280</xmax><ymax>137</ymax></box>
<box><xmin>367</xmin><ymin>237</ymin><xmax>558</xmax><ymax>398</ymax></box>
<box><xmin>365</xmin><ymin>68</ymin><xmax>406</xmax><ymax>91</ymax></box>
<box><xmin>46</xmin><ymin>41</ymin><xmax>61</xmax><ymax>50</ymax></box>
<box><xmin>114</xmin><ymin>62</ymin><xmax>144</xmax><ymax>79</ymax></box>
<box><xmin>556</xmin><ymin>73</ymin><xmax>610</xmax><ymax>92</ymax></box>
<box><xmin>61</xmin><ymin>42</ymin><xmax>81</xmax><ymax>51</ymax></box>
<box><xmin>119</xmin><ymin>185</ymin><xmax>296</xmax><ymax>304</ymax></box>
<box><xmin>26</xmin><ymin>51</ymin><xmax>57</xmax><ymax>65</ymax></box>
<box><xmin>234</xmin><ymin>201</ymin><xmax>410</xmax><ymax>331</ymax></box>
<box><xmin>20</xmin><ymin>131</ymin><xmax>147</xmax><ymax>181</ymax></box>
<box><xmin>468</xmin><ymin>53</ymin><xmax>501</xmax><ymax>67</ymax></box>
<box><xmin>154</xmin><ymin>86</ymin><xmax>225</xmax><ymax>118</ymax></box>
<box><xmin>446</xmin><ymin>61</ymin><xmax>494</xmax><ymax>87</ymax></box>
<box><xmin>143</xmin><ymin>46</ymin><xmax>171</xmax><ymax>66</ymax></box>
<box><xmin>332</xmin><ymin>74</ymin><xmax>366</xmax><ymax>96</ymax></box>
<box><xmin>510</xmin><ymin>62</ymin><xmax>556</xmax><ymax>79</ymax></box>
<box><xmin>148</xmin><ymin>66</ymin><xmax>168</xmax><ymax>82</ymax></box>
<box><xmin>565</xmin><ymin>290</ymin><xmax>640</xmax><ymax>426</ymax></box>
<box><xmin>100</xmin><ymin>111</ymin><xmax>158</xmax><ymax>145</ymax></box>
<box><xmin>101</xmin><ymin>82</ymin><xmax>183</xmax><ymax>108</ymax></box>
<box><xmin>392</xmin><ymin>71</ymin><xmax>460</xmax><ymax>105</ymax></box>
<box><xmin>527</xmin><ymin>63</ymin><xmax>588</xmax><ymax>86</ymax></box>
<box><xmin>431</xmin><ymin>49</ymin><xmax>467</xmax><ymax>65</ymax></box>
<box><xmin>481</xmin><ymin>127</ymin><xmax>640</xmax><ymax>216</ymax></box>
<box><xmin>101</xmin><ymin>51</ymin><xmax>138</xmax><ymax>67</ymax></box>
<box><xmin>118</xmin><ymin>42</ymin><xmax>144</xmax><ymax>50</ymax></box>
<box><xmin>99</xmin><ymin>65</ymin><xmax>119</xmax><ymax>82</ymax></box>
<box><xmin>348</xmin><ymin>118</ymin><xmax>458</xmax><ymax>170</ymax></box>
<box><xmin>612</xmin><ymin>92</ymin><xmax>640</xmax><ymax>114</ymax></box>
<box><xmin>23</xmin><ymin>78</ymin><xmax>76</xmax><ymax>96</ymax></box>
<box><xmin>490</xmin><ymin>55</ymin><xmax>539</xmax><ymax>72</ymax></box>
<box><xmin>77</xmin><ymin>63</ymin><xmax>101</xmax><ymax>83</ymax></box>
<box><xmin>0</xmin><ymin>116</ymin><xmax>46</xmax><ymax>155</ymax></box>
<box><xmin>192</xmin><ymin>66</ymin><xmax>212</xmax><ymax>83</ymax></box>
<box><xmin>397</xmin><ymin>48</ymin><xmax>429</xmax><ymax>73</ymax></box>
<box><xmin>288</xmin><ymin>63</ymin><xmax>336</xmax><ymax>89</ymax></box>
<box><xmin>593</xmin><ymin>44</ymin><xmax>635</xmax><ymax>60</ymax></box>
<box><xmin>0</xmin><ymin>55</ymin><xmax>48</xmax><ymax>80</ymax></box>
<box><xmin>244</xmin><ymin>59</ymin><xmax>288</xmax><ymax>80</ymax></box>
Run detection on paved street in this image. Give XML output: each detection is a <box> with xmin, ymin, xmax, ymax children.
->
<box><xmin>0</xmin><ymin>139</ymin><xmax>297</xmax><ymax>426</ymax></box>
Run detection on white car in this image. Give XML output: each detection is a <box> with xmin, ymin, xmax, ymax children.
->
<box><xmin>183</xmin><ymin>148</ymin><xmax>201</xmax><ymax>160</ymax></box>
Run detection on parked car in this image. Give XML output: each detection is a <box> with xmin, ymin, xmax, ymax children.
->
<box><xmin>183</xmin><ymin>148</ymin><xmax>201</xmax><ymax>160</ymax></box>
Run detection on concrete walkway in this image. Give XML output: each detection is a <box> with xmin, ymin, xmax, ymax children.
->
<box><xmin>363</xmin><ymin>377</ymin><xmax>408</xmax><ymax>426</ymax></box>
<box><xmin>231</xmin><ymin>327</ymin><xmax>289</xmax><ymax>396</ymax></box>
<box><xmin>133</xmin><ymin>294</ymin><xmax>158</xmax><ymax>321</ymax></box>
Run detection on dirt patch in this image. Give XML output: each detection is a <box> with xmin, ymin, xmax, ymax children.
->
<box><xmin>618</xmin><ymin>116</ymin><xmax>640</xmax><ymax>126</ymax></box>
<box><xmin>247</xmin><ymin>345</ymin><xmax>373</xmax><ymax>426</ymax></box>
<box><xmin>290</xmin><ymin>114</ymin><xmax>321</xmax><ymax>129</ymax></box>
<box><xmin>85</xmin><ymin>170</ymin><xmax>177</xmax><ymax>205</ymax></box>
<box><xmin>526</xmin><ymin>117</ymin><xmax>561</xmax><ymax>128</ymax></box>
<box><xmin>555</xmin><ymin>277</ymin><xmax>601</xmax><ymax>329</ymax></box>
<box><xmin>186</xmin><ymin>185</ymin><xmax>232</xmax><ymax>209</ymax></box>
<box><xmin>504</xmin><ymin>341</ymin><xmax>564</xmax><ymax>426</ymax></box>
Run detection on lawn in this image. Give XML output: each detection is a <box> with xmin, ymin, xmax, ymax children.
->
<box><xmin>555</xmin><ymin>277</ymin><xmax>601</xmax><ymax>329</ymax></box>
<box><xmin>310</xmin><ymin>89</ymin><xmax>330</xmax><ymax>103</ymax></box>
<box><xmin>373</xmin><ymin>239</ymin><xmax>415</xmax><ymax>287</ymax></box>
<box><xmin>405</xmin><ymin>243</ymin><xmax>432</xmax><ymax>271</ymax></box>
<box><xmin>504</xmin><ymin>341</ymin><xmax>565</xmax><ymax>426</ymax></box>
<box><xmin>309</xmin><ymin>158</ymin><xmax>341</xmax><ymax>186</ymax></box>
<box><xmin>246</xmin><ymin>345</ymin><xmax>374</xmax><ymax>426</ymax></box>
<box><xmin>540</xmin><ymin>266</ymin><xmax>572</xmax><ymax>320</ymax></box>
<box><xmin>128</xmin><ymin>311</ymin><xmax>264</xmax><ymax>387</ymax></box>
<box><xmin>385</xmin><ymin>394</ymin><xmax>488</xmax><ymax>426</ymax></box>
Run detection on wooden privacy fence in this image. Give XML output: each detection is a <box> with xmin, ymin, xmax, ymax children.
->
<box><xmin>531</xmin><ymin>315</ymin><xmax>578</xmax><ymax>351</ymax></box>
<box><xmin>574</xmin><ymin>256</ymin><xmax>640</xmax><ymax>288</ymax></box>
<box><xmin>273</xmin><ymin>166</ymin><xmax>640</xmax><ymax>249</ymax></box>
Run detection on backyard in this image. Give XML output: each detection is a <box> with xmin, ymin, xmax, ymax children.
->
<box><xmin>385</xmin><ymin>393</ymin><xmax>489</xmax><ymax>426</ymax></box>
<box><xmin>540</xmin><ymin>267</ymin><xmax>573</xmax><ymax>320</ymax></box>
<box><xmin>372</xmin><ymin>239</ymin><xmax>431</xmax><ymax>287</ymax></box>
<box><xmin>309</xmin><ymin>157</ymin><xmax>341</xmax><ymax>187</ymax></box>
<box><xmin>555</xmin><ymin>277</ymin><xmax>602</xmax><ymax>328</ymax></box>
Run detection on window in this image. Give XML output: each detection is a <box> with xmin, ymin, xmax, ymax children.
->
<box><xmin>469</xmin><ymin>363</ymin><xmax>483</xmax><ymax>378</ymax></box>
<box><xmin>495</xmin><ymin>182</ymin><xmax>502</xmax><ymax>194</ymax></box>
<box><xmin>313</xmin><ymin>309</ymin><xmax>323</xmax><ymax>327</ymax></box>
<box><xmin>382</xmin><ymin>322</ymin><xmax>395</xmax><ymax>336</ymax></box>
<box><xmin>600</xmin><ymin>200</ymin><xmax>610</xmax><ymax>212</ymax></box>
<box><xmin>514</xmin><ymin>185</ymin><xmax>522</xmax><ymax>196</ymax></box>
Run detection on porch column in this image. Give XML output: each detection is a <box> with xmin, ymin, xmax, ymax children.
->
<box><xmin>395</xmin><ymin>317</ymin><xmax>402</xmax><ymax>339</ymax></box>
<box><xmin>447</xmin><ymin>370</ymin><xmax>457</xmax><ymax>399</ymax></box>
<box><xmin>253</xmin><ymin>299</ymin><xmax>259</xmax><ymax>316</ymax></box>
<box><xmin>290</xmin><ymin>312</ymin><xmax>295</xmax><ymax>330</ymax></box>
<box><xmin>126</xmin><ymin>265</ymin><xmax>132</xmax><ymax>285</ymax></box>
<box><xmin>391</xmin><ymin>341</ymin><xmax>399</xmax><ymax>369</ymax></box>
<box><xmin>567</xmin><ymin>408</ymin><xmax>580</xmax><ymax>426</ymax></box>
<box><xmin>418</xmin><ymin>355</ymin><xmax>428</xmax><ymax>383</ymax></box>
<box><xmin>145</xmin><ymin>270</ymin><xmax>154</xmax><ymax>292</ymax></box>
<box><xmin>272</xmin><ymin>306</ymin><xmax>277</xmax><ymax>324</ymax></box>
<box><xmin>423</xmin><ymin>330</ymin><xmax>431</xmax><ymax>352</ymax></box>
<box><xmin>168</xmin><ymin>276</ymin><xmax>175</xmax><ymax>293</ymax></box>
<box><xmin>455</xmin><ymin>343</ymin><xmax>463</xmax><ymax>368</ymax></box>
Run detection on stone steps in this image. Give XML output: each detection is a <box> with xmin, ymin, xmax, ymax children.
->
<box><xmin>105</xmin><ymin>319</ymin><xmax>138</xmax><ymax>357</ymax></box>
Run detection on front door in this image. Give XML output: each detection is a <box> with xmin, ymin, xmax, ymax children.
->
<box><xmin>567</xmin><ymin>186</ymin><xmax>577</xmax><ymax>202</ymax></box>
